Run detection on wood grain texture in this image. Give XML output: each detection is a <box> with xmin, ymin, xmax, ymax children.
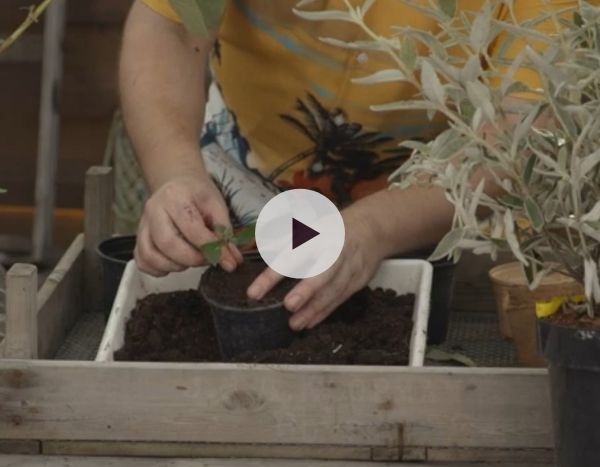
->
<box><xmin>4</xmin><ymin>265</ymin><xmax>37</xmax><ymax>359</ymax></box>
<box><xmin>41</xmin><ymin>441</ymin><xmax>371</xmax><ymax>461</ymax></box>
<box><xmin>0</xmin><ymin>361</ymin><xmax>552</xmax><ymax>449</ymax></box>
<box><xmin>36</xmin><ymin>234</ymin><xmax>84</xmax><ymax>359</ymax></box>
<box><xmin>0</xmin><ymin>455</ymin><xmax>553</xmax><ymax>467</ymax></box>
<box><xmin>84</xmin><ymin>167</ymin><xmax>114</xmax><ymax>313</ymax></box>
<box><xmin>31</xmin><ymin>0</ymin><xmax>67</xmax><ymax>262</ymax></box>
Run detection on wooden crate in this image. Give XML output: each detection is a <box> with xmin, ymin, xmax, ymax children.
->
<box><xmin>0</xmin><ymin>167</ymin><xmax>554</xmax><ymax>464</ymax></box>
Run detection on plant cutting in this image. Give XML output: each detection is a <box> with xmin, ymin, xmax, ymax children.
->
<box><xmin>293</xmin><ymin>0</ymin><xmax>600</xmax><ymax>465</ymax></box>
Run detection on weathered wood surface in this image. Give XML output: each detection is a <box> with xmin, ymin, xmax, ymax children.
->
<box><xmin>0</xmin><ymin>456</ymin><xmax>553</xmax><ymax>467</ymax></box>
<box><xmin>84</xmin><ymin>167</ymin><xmax>114</xmax><ymax>313</ymax></box>
<box><xmin>4</xmin><ymin>265</ymin><xmax>37</xmax><ymax>359</ymax></box>
<box><xmin>31</xmin><ymin>0</ymin><xmax>67</xmax><ymax>263</ymax></box>
<box><xmin>41</xmin><ymin>441</ymin><xmax>372</xmax><ymax>461</ymax></box>
<box><xmin>0</xmin><ymin>361</ymin><xmax>551</xmax><ymax>449</ymax></box>
<box><xmin>36</xmin><ymin>234</ymin><xmax>84</xmax><ymax>359</ymax></box>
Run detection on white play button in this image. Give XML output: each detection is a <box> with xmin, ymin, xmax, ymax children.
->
<box><xmin>255</xmin><ymin>189</ymin><xmax>345</xmax><ymax>279</ymax></box>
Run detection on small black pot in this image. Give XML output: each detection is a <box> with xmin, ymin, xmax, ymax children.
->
<box><xmin>538</xmin><ymin>317</ymin><xmax>600</xmax><ymax>467</ymax></box>
<box><xmin>199</xmin><ymin>263</ymin><xmax>293</xmax><ymax>361</ymax></box>
<box><xmin>398</xmin><ymin>250</ymin><xmax>457</xmax><ymax>344</ymax></box>
<box><xmin>97</xmin><ymin>235</ymin><xmax>136</xmax><ymax>318</ymax></box>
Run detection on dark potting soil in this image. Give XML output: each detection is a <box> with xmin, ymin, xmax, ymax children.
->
<box><xmin>114</xmin><ymin>288</ymin><xmax>415</xmax><ymax>365</ymax></box>
<box><xmin>200</xmin><ymin>260</ymin><xmax>297</xmax><ymax>308</ymax></box>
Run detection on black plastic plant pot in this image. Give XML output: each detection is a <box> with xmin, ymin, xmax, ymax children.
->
<box><xmin>199</xmin><ymin>261</ymin><xmax>294</xmax><ymax>361</ymax></box>
<box><xmin>97</xmin><ymin>235</ymin><xmax>136</xmax><ymax>318</ymax></box>
<box><xmin>398</xmin><ymin>250</ymin><xmax>457</xmax><ymax>344</ymax></box>
<box><xmin>537</xmin><ymin>317</ymin><xmax>600</xmax><ymax>467</ymax></box>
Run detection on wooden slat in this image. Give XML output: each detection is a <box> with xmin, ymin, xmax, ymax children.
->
<box><xmin>0</xmin><ymin>456</ymin><xmax>553</xmax><ymax>467</ymax></box>
<box><xmin>36</xmin><ymin>234</ymin><xmax>85</xmax><ymax>359</ymax></box>
<box><xmin>0</xmin><ymin>440</ymin><xmax>40</xmax><ymax>455</ymax></box>
<box><xmin>426</xmin><ymin>447</ymin><xmax>554</xmax><ymax>463</ymax></box>
<box><xmin>3</xmin><ymin>265</ymin><xmax>37</xmax><ymax>359</ymax></box>
<box><xmin>32</xmin><ymin>0</ymin><xmax>67</xmax><ymax>263</ymax></box>
<box><xmin>84</xmin><ymin>167</ymin><xmax>114</xmax><ymax>313</ymax></box>
<box><xmin>0</xmin><ymin>361</ymin><xmax>552</xmax><ymax>449</ymax></box>
<box><xmin>41</xmin><ymin>441</ymin><xmax>372</xmax><ymax>461</ymax></box>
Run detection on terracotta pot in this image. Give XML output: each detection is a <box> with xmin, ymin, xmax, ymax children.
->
<box><xmin>489</xmin><ymin>262</ymin><xmax>582</xmax><ymax>367</ymax></box>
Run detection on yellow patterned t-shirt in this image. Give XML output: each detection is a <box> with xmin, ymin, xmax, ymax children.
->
<box><xmin>141</xmin><ymin>0</ymin><xmax>578</xmax><ymax>207</ymax></box>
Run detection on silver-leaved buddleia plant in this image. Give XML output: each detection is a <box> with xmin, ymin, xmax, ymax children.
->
<box><xmin>295</xmin><ymin>0</ymin><xmax>600</xmax><ymax>315</ymax></box>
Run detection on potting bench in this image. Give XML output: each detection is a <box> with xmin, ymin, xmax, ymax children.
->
<box><xmin>0</xmin><ymin>167</ymin><xmax>554</xmax><ymax>465</ymax></box>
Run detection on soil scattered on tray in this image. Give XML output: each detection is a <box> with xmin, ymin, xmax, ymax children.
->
<box><xmin>114</xmin><ymin>288</ymin><xmax>415</xmax><ymax>365</ymax></box>
<box><xmin>201</xmin><ymin>259</ymin><xmax>297</xmax><ymax>308</ymax></box>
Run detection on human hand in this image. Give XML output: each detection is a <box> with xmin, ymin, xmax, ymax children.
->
<box><xmin>246</xmin><ymin>203</ymin><xmax>386</xmax><ymax>330</ymax></box>
<box><xmin>135</xmin><ymin>174</ymin><xmax>242</xmax><ymax>276</ymax></box>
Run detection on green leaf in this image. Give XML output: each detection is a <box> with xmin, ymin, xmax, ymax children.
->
<box><xmin>200</xmin><ymin>240</ymin><xmax>224</xmax><ymax>266</ymax></box>
<box><xmin>400</xmin><ymin>36</ymin><xmax>417</xmax><ymax>71</ymax></box>
<box><xmin>523</xmin><ymin>155</ymin><xmax>537</xmax><ymax>185</ymax></box>
<box><xmin>500</xmin><ymin>194</ymin><xmax>524</xmax><ymax>208</ymax></box>
<box><xmin>524</xmin><ymin>197</ymin><xmax>544</xmax><ymax>231</ymax></box>
<box><xmin>169</xmin><ymin>0</ymin><xmax>226</xmax><ymax>36</ymax></box>
<box><xmin>292</xmin><ymin>9</ymin><xmax>355</xmax><ymax>23</ymax></box>
<box><xmin>437</xmin><ymin>0</ymin><xmax>457</xmax><ymax>18</ymax></box>
<box><xmin>429</xmin><ymin>228</ymin><xmax>465</xmax><ymax>261</ymax></box>
<box><xmin>421</xmin><ymin>60</ymin><xmax>445</xmax><ymax>105</ymax></box>
<box><xmin>469</xmin><ymin>7</ymin><xmax>491</xmax><ymax>51</ymax></box>
<box><xmin>371</xmin><ymin>100</ymin><xmax>437</xmax><ymax>112</ymax></box>
<box><xmin>0</xmin><ymin>187</ymin><xmax>6</xmax><ymax>194</ymax></box>
<box><xmin>232</xmin><ymin>223</ymin><xmax>256</xmax><ymax>246</ymax></box>
<box><xmin>352</xmin><ymin>69</ymin><xmax>406</xmax><ymax>85</ymax></box>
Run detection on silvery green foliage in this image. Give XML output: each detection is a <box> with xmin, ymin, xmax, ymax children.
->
<box><xmin>295</xmin><ymin>0</ymin><xmax>600</xmax><ymax>314</ymax></box>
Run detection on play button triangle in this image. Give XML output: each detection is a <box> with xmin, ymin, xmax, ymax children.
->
<box><xmin>292</xmin><ymin>218</ymin><xmax>320</xmax><ymax>249</ymax></box>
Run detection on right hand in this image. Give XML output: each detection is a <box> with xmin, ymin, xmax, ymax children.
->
<box><xmin>134</xmin><ymin>174</ymin><xmax>243</xmax><ymax>276</ymax></box>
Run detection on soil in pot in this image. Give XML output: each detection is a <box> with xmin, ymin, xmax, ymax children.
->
<box><xmin>114</xmin><ymin>286</ymin><xmax>415</xmax><ymax>365</ymax></box>
<box><xmin>199</xmin><ymin>259</ymin><xmax>298</xmax><ymax>359</ymax></box>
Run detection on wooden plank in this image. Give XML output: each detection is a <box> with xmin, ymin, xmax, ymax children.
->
<box><xmin>0</xmin><ymin>361</ymin><xmax>552</xmax><ymax>449</ymax></box>
<box><xmin>0</xmin><ymin>456</ymin><xmax>554</xmax><ymax>467</ymax></box>
<box><xmin>427</xmin><ymin>447</ymin><xmax>554</xmax><ymax>463</ymax></box>
<box><xmin>32</xmin><ymin>0</ymin><xmax>67</xmax><ymax>263</ymax></box>
<box><xmin>3</xmin><ymin>265</ymin><xmax>37</xmax><ymax>359</ymax></box>
<box><xmin>41</xmin><ymin>441</ymin><xmax>371</xmax><ymax>461</ymax></box>
<box><xmin>84</xmin><ymin>166</ymin><xmax>114</xmax><ymax>313</ymax></box>
<box><xmin>36</xmin><ymin>234</ymin><xmax>85</xmax><ymax>359</ymax></box>
<box><xmin>0</xmin><ymin>440</ymin><xmax>39</xmax><ymax>455</ymax></box>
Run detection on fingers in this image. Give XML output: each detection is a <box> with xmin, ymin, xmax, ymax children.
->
<box><xmin>134</xmin><ymin>219</ymin><xmax>186</xmax><ymax>276</ymax></box>
<box><xmin>146</xmin><ymin>206</ymin><xmax>205</xmax><ymax>267</ymax></box>
<box><xmin>287</xmin><ymin>264</ymin><xmax>353</xmax><ymax>331</ymax></box>
<box><xmin>247</xmin><ymin>267</ymin><xmax>284</xmax><ymax>300</ymax></box>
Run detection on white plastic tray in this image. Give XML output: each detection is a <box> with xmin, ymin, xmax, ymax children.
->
<box><xmin>96</xmin><ymin>259</ymin><xmax>432</xmax><ymax>366</ymax></box>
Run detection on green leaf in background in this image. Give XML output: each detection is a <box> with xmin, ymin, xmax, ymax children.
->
<box><xmin>524</xmin><ymin>197</ymin><xmax>544</xmax><ymax>231</ymax></box>
<box><xmin>428</xmin><ymin>227</ymin><xmax>465</xmax><ymax>261</ymax></box>
<box><xmin>232</xmin><ymin>223</ymin><xmax>256</xmax><ymax>246</ymax></box>
<box><xmin>200</xmin><ymin>240</ymin><xmax>224</xmax><ymax>266</ymax></box>
<box><xmin>400</xmin><ymin>36</ymin><xmax>417</xmax><ymax>71</ymax></box>
<box><xmin>169</xmin><ymin>0</ymin><xmax>226</xmax><ymax>36</ymax></box>
<box><xmin>0</xmin><ymin>188</ymin><xmax>6</xmax><ymax>194</ymax></box>
<box><xmin>437</xmin><ymin>0</ymin><xmax>457</xmax><ymax>18</ymax></box>
<box><xmin>500</xmin><ymin>194</ymin><xmax>524</xmax><ymax>209</ymax></box>
<box><xmin>523</xmin><ymin>154</ymin><xmax>537</xmax><ymax>185</ymax></box>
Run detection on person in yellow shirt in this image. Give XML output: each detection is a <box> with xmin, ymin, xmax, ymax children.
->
<box><xmin>120</xmin><ymin>0</ymin><xmax>577</xmax><ymax>331</ymax></box>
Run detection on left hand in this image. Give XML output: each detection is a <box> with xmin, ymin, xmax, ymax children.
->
<box><xmin>246</xmin><ymin>203</ymin><xmax>387</xmax><ymax>331</ymax></box>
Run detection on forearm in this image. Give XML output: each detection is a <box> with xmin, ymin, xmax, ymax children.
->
<box><xmin>350</xmin><ymin>185</ymin><xmax>453</xmax><ymax>259</ymax></box>
<box><xmin>119</xmin><ymin>1</ymin><xmax>214</xmax><ymax>192</ymax></box>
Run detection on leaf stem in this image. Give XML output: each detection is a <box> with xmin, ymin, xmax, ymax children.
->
<box><xmin>0</xmin><ymin>0</ymin><xmax>56</xmax><ymax>54</ymax></box>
